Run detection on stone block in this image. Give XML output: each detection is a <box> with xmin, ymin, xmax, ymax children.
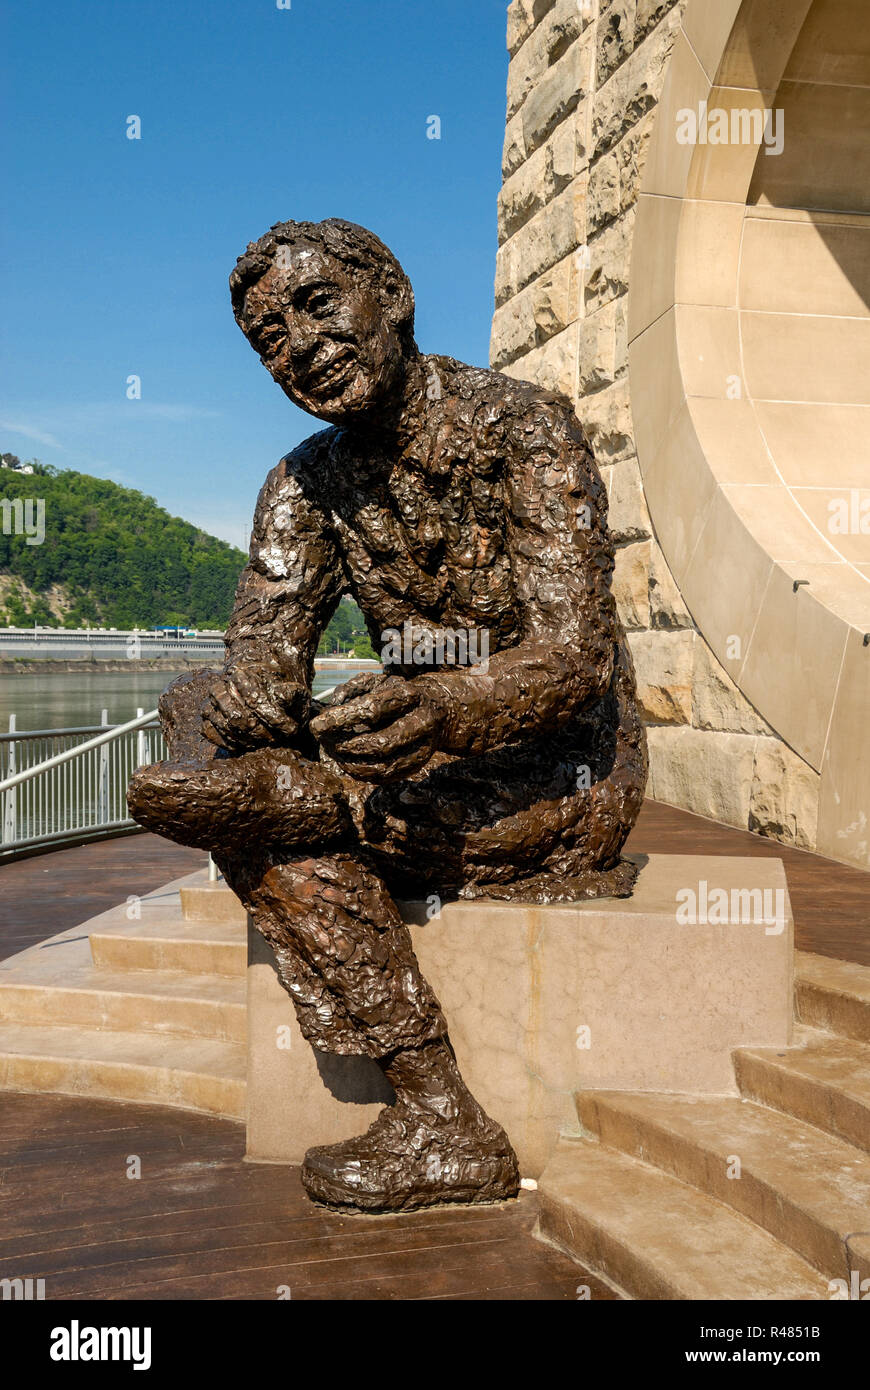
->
<box><xmin>491</xmin><ymin>300</ymin><xmax>536</xmax><ymax>369</ymax></box>
<box><xmin>180</xmin><ymin>880</ymin><xmax>246</xmax><ymax>925</ymax></box>
<box><xmin>246</xmin><ymin>856</ymin><xmax>794</xmax><ymax>1176</ymax></box>
<box><xmin>585</xmin><ymin>207</ymin><xmax>636</xmax><ymax>312</ymax></box>
<box><xmin>577</xmin><ymin>377</ymin><xmax>635</xmax><ymax>464</ymax></box>
<box><xmin>597</xmin><ymin>0</ymin><xmax>636</xmax><ymax>88</ymax></box>
<box><xmin>613</xmin><ymin>540</ymin><xmax>651</xmax><ymax>630</ymax></box>
<box><xmin>507</xmin><ymin>0</ymin><xmax>537</xmax><ymax>57</ymax></box>
<box><xmin>550</xmin><ymin>114</ymin><xmax>577</xmax><ymax>190</ymax></box>
<box><xmin>522</xmin><ymin>36</ymin><xmax>591</xmax><ymax>156</ymax></box>
<box><xmin>628</xmin><ymin>627</ymin><xmax>694</xmax><ymax>723</ymax></box>
<box><xmin>502</xmin><ymin>319</ymin><xmax>580</xmax><ymax>399</ymax></box>
<box><xmin>647</xmin><ymin>725</ymin><xmax>758</xmax><ymax>829</ymax></box>
<box><xmin>508</xmin><ymin>0</ymin><xmax>589</xmax><ymax>120</ymax></box>
<box><xmin>649</xmin><ymin>539</ymin><xmax>694</xmax><ymax>629</ymax></box>
<box><xmin>750</xmin><ymin>739</ymin><xmax>821</xmax><ymax>851</ymax></box>
<box><xmin>577</xmin><ymin>299</ymin><xmax>620</xmax><ymax>393</ymax></box>
<box><xmin>495</xmin><ymin>180</ymin><xmax>585</xmax><ymax>304</ymax></box>
<box><xmin>591</xmin><ymin>62</ymin><xmax>632</xmax><ymax>161</ymax></box>
<box><xmin>497</xmin><ymin>120</ymin><xmax>576</xmax><ymax>244</ymax></box>
<box><xmin>573</xmin><ymin>98</ymin><xmax>590</xmax><ymax>174</ymax></box>
<box><xmin>499</xmin><ymin>142</ymin><xmax>551</xmax><ymax>245</ymax></box>
<box><xmin>245</xmin><ymin>928</ymin><xmax>392</xmax><ymax>1164</ymax></box>
<box><xmin>587</xmin><ymin>152</ymin><xmax>620</xmax><ymax>234</ymax></box>
<box><xmin>693</xmin><ymin>637</ymin><xmax>771</xmax><ymax>735</ymax></box>
<box><xmin>616</xmin><ymin>107</ymin><xmax>656</xmax><ymax>212</ymax></box>
<box><xmin>614</xmin><ymin>292</ymin><xmax>628</xmax><ymax>371</ymax></box>
<box><xmin>491</xmin><ymin>252</ymin><xmax>578</xmax><ymax>369</ymax></box>
<box><xmin>591</xmin><ymin>6</ymin><xmax>680</xmax><ymax>158</ymax></box>
<box><xmin>635</xmin><ymin>0</ymin><xmax>681</xmax><ymax>44</ymax></box>
<box><xmin>544</xmin><ymin>0</ymin><xmax>592</xmax><ymax>64</ymax></box>
<box><xmin>603</xmin><ymin>458</ymin><xmax>651</xmax><ymax>543</ymax></box>
<box><xmin>507</xmin><ymin>22</ymin><xmax>545</xmax><ymax>121</ymax></box>
<box><xmin>502</xmin><ymin>111</ymin><xmax>527</xmax><ymax>180</ymax></box>
<box><xmin>623</xmin><ymin>4</ymin><xmax>684</xmax><ymax>122</ymax></box>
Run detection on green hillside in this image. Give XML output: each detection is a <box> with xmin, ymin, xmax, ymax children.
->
<box><xmin>317</xmin><ymin>596</ymin><xmax>377</xmax><ymax>660</ymax></box>
<box><xmin>0</xmin><ymin>454</ymin><xmax>378</xmax><ymax>656</ymax></box>
<box><xmin>0</xmin><ymin>456</ymin><xmax>247</xmax><ymax>629</ymax></box>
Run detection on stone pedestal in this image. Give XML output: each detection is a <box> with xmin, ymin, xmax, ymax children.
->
<box><xmin>245</xmin><ymin>854</ymin><xmax>793</xmax><ymax>1176</ymax></box>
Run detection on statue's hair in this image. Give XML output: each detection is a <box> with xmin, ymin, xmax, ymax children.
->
<box><xmin>229</xmin><ymin>218</ymin><xmax>415</xmax><ymax>346</ymax></box>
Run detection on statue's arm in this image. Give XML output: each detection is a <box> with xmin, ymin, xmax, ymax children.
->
<box><xmin>205</xmin><ymin>447</ymin><xmax>344</xmax><ymax>750</ymax></box>
<box><xmin>424</xmin><ymin>396</ymin><xmax>617</xmax><ymax>756</ymax></box>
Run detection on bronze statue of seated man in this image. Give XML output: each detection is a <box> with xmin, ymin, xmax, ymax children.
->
<box><xmin>127</xmin><ymin>218</ymin><xmax>648</xmax><ymax>1213</ymax></box>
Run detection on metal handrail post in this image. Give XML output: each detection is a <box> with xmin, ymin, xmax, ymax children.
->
<box><xmin>2</xmin><ymin>714</ymin><xmax>16</xmax><ymax>845</ymax></box>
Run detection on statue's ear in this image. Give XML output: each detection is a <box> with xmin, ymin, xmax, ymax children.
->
<box><xmin>382</xmin><ymin>271</ymin><xmax>415</xmax><ymax>338</ymax></box>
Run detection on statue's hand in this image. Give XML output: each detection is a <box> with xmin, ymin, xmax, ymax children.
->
<box><xmin>202</xmin><ymin>669</ymin><xmax>301</xmax><ymax>752</ymax></box>
<box><xmin>310</xmin><ymin>675</ymin><xmax>442</xmax><ymax>783</ymax></box>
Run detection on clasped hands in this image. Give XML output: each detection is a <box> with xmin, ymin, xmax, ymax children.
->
<box><xmin>202</xmin><ymin>668</ymin><xmax>447</xmax><ymax>784</ymax></box>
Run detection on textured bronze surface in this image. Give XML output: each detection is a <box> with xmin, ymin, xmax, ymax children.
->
<box><xmin>128</xmin><ymin>218</ymin><xmax>647</xmax><ymax>1212</ymax></box>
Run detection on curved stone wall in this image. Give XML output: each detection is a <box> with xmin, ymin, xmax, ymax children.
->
<box><xmin>628</xmin><ymin>0</ymin><xmax>869</xmax><ymax>868</ymax></box>
<box><xmin>491</xmin><ymin>0</ymin><xmax>869</xmax><ymax>869</ymax></box>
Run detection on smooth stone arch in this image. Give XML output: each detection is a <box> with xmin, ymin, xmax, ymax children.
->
<box><xmin>627</xmin><ymin>0</ymin><xmax>870</xmax><ymax>869</ymax></box>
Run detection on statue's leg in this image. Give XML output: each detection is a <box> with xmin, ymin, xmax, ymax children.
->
<box><xmin>128</xmin><ymin>670</ymin><xmax>519</xmax><ymax>1210</ymax></box>
<box><xmin>128</xmin><ymin>744</ymin><xmax>351</xmax><ymax>851</ymax></box>
<box><xmin>223</xmin><ymin>849</ymin><xmax>520</xmax><ymax>1213</ymax></box>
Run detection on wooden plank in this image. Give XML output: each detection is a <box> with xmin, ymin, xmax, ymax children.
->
<box><xmin>0</xmin><ymin>1092</ymin><xmax>601</xmax><ymax>1301</ymax></box>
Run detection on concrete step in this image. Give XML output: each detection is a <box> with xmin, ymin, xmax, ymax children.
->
<box><xmin>0</xmin><ymin>902</ymin><xmax>245</xmax><ymax>1043</ymax></box>
<box><xmin>576</xmin><ymin>1090</ymin><xmax>870</xmax><ymax>1280</ymax></box>
<box><xmin>796</xmin><ymin>951</ymin><xmax>870</xmax><ymax>1044</ymax></box>
<box><xmin>85</xmin><ymin>872</ymin><xmax>246</xmax><ymax>976</ymax></box>
<box><xmin>734</xmin><ymin>1025</ymin><xmax>870</xmax><ymax>1153</ymax></box>
<box><xmin>0</xmin><ymin>1023</ymin><xmax>245</xmax><ymax>1119</ymax></box>
<box><xmin>0</xmin><ymin>870</ymin><xmax>247</xmax><ymax>1119</ymax></box>
<box><xmin>89</xmin><ymin>916</ymin><xmax>245</xmax><ymax>977</ymax></box>
<box><xmin>538</xmin><ymin>1139</ymin><xmax>832</xmax><ymax>1300</ymax></box>
<box><xmin>0</xmin><ymin>961</ymin><xmax>245</xmax><ymax>1043</ymax></box>
<box><xmin>180</xmin><ymin>879</ymin><xmax>247</xmax><ymax>926</ymax></box>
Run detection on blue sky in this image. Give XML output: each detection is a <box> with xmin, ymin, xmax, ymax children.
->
<box><xmin>1</xmin><ymin>0</ymin><xmax>510</xmax><ymax>549</ymax></box>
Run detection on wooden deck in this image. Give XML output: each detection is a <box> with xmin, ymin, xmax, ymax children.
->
<box><xmin>0</xmin><ymin>835</ymin><xmax>207</xmax><ymax>963</ymax></box>
<box><xmin>0</xmin><ymin>801</ymin><xmax>866</xmax><ymax>1301</ymax></box>
<box><xmin>0</xmin><ymin>1092</ymin><xmax>610</xmax><ymax>1301</ymax></box>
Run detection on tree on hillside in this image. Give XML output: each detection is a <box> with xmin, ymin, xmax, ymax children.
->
<box><xmin>0</xmin><ymin>459</ymin><xmax>247</xmax><ymax>629</ymax></box>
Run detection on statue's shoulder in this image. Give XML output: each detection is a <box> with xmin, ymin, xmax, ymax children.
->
<box><xmin>256</xmin><ymin>427</ymin><xmax>339</xmax><ymax>497</ymax></box>
<box><xmin>252</xmin><ymin>428</ymin><xmax>340</xmax><ymax>523</ymax></box>
<box><xmin>435</xmin><ymin>355</ymin><xmax>586</xmax><ymax>448</ymax></box>
<box><xmin>275</xmin><ymin>427</ymin><xmax>340</xmax><ymax>482</ymax></box>
<box><xmin>493</xmin><ymin>372</ymin><xmax>587</xmax><ymax>446</ymax></box>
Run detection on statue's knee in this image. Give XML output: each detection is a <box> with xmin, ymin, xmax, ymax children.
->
<box><xmin>126</xmin><ymin>761</ymin><xmax>179</xmax><ymax>827</ymax></box>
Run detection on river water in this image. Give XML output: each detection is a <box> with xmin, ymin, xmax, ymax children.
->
<box><xmin>0</xmin><ymin>666</ymin><xmax>355</xmax><ymax>733</ymax></box>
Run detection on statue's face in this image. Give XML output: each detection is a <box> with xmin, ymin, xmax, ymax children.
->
<box><xmin>239</xmin><ymin>245</ymin><xmax>406</xmax><ymax>424</ymax></box>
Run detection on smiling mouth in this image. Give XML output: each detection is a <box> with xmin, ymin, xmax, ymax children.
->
<box><xmin>304</xmin><ymin>349</ymin><xmax>355</xmax><ymax>396</ymax></box>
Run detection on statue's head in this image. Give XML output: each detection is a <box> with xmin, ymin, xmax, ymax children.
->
<box><xmin>230</xmin><ymin>219</ymin><xmax>416</xmax><ymax>425</ymax></box>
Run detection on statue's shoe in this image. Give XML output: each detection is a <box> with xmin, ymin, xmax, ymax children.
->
<box><xmin>126</xmin><ymin>748</ymin><xmax>350</xmax><ymax>852</ymax></box>
<box><xmin>301</xmin><ymin>1101</ymin><xmax>520</xmax><ymax>1212</ymax></box>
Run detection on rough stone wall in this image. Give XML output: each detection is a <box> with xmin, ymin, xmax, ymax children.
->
<box><xmin>491</xmin><ymin>0</ymin><xmax>820</xmax><ymax>852</ymax></box>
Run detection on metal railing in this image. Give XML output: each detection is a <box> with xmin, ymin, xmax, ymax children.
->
<box><xmin>0</xmin><ymin>686</ymin><xmax>339</xmax><ymax>861</ymax></box>
<box><xmin>0</xmin><ymin>709</ymin><xmax>164</xmax><ymax>858</ymax></box>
